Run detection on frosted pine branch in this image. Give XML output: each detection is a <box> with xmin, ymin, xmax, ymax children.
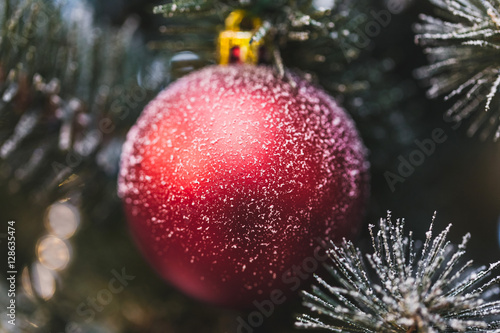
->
<box><xmin>296</xmin><ymin>212</ymin><xmax>500</xmax><ymax>332</ymax></box>
<box><xmin>414</xmin><ymin>0</ymin><xmax>500</xmax><ymax>141</ymax></box>
<box><xmin>152</xmin><ymin>0</ymin><xmax>372</xmax><ymax>64</ymax></box>
<box><xmin>153</xmin><ymin>0</ymin><xmax>217</xmax><ymax>16</ymax></box>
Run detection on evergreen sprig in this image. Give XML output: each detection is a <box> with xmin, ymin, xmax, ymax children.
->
<box><xmin>0</xmin><ymin>0</ymin><xmax>166</xmax><ymax>204</ymax></box>
<box><xmin>152</xmin><ymin>0</ymin><xmax>372</xmax><ymax>66</ymax></box>
<box><xmin>297</xmin><ymin>213</ymin><xmax>500</xmax><ymax>332</ymax></box>
<box><xmin>153</xmin><ymin>0</ymin><xmax>217</xmax><ymax>16</ymax></box>
<box><xmin>415</xmin><ymin>0</ymin><xmax>500</xmax><ymax>141</ymax></box>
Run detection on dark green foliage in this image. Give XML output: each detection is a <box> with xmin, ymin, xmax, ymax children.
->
<box><xmin>0</xmin><ymin>0</ymin><xmax>166</xmax><ymax>205</ymax></box>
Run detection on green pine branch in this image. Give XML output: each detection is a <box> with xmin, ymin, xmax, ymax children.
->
<box><xmin>152</xmin><ymin>0</ymin><xmax>374</xmax><ymax>66</ymax></box>
<box><xmin>0</xmin><ymin>0</ymin><xmax>167</xmax><ymax>203</ymax></box>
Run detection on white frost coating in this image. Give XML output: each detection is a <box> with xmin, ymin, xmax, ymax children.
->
<box><xmin>297</xmin><ymin>213</ymin><xmax>500</xmax><ymax>332</ymax></box>
<box><xmin>118</xmin><ymin>65</ymin><xmax>369</xmax><ymax>306</ymax></box>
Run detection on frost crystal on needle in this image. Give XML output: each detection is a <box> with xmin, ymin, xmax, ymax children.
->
<box><xmin>297</xmin><ymin>212</ymin><xmax>500</xmax><ymax>332</ymax></box>
<box><xmin>414</xmin><ymin>0</ymin><xmax>500</xmax><ymax>141</ymax></box>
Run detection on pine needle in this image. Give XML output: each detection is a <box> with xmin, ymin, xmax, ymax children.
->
<box><xmin>415</xmin><ymin>0</ymin><xmax>500</xmax><ymax>141</ymax></box>
<box><xmin>297</xmin><ymin>212</ymin><xmax>500</xmax><ymax>332</ymax></box>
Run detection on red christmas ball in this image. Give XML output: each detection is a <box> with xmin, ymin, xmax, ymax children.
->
<box><xmin>118</xmin><ymin>65</ymin><xmax>368</xmax><ymax>308</ymax></box>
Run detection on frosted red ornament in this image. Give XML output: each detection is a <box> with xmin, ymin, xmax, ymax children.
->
<box><xmin>118</xmin><ymin>65</ymin><xmax>369</xmax><ymax>308</ymax></box>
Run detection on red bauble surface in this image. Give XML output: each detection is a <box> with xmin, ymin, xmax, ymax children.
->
<box><xmin>118</xmin><ymin>65</ymin><xmax>369</xmax><ymax>308</ymax></box>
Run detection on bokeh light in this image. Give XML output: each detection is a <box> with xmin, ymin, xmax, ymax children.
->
<box><xmin>45</xmin><ymin>202</ymin><xmax>80</xmax><ymax>239</ymax></box>
<box><xmin>37</xmin><ymin>235</ymin><xmax>72</xmax><ymax>271</ymax></box>
<box><xmin>30</xmin><ymin>263</ymin><xmax>56</xmax><ymax>300</ymax></box>
<box><xmin>21</xmin><ymin>266</ymin><xmax>34</xmax><ymax>298</ymax></box>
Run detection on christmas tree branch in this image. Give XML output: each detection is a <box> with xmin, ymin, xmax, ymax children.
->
<box><xmin>152</xmin><ymin>0</ymin><xmax>373</xmax><ymax>65</ymax></box>
<box><xmin>0</xmin><ymin>0</ymin><xmax>167</xmax><ymax>203</ymax></box>
<box><xmin>415</xmin><ymin>0</ymin><xmax>500</xmax><ymax>141</ymax></box>
<box><xmin>297</xmin><ymin>212</ymin><xmax>500</xmax><ymax>332</ymax></box>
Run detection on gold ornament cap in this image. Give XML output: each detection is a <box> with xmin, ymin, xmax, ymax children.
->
<box><xmin>217</xmin><ymin>10</ymin><xmax>265</xmax><ymax>65</ymax></box>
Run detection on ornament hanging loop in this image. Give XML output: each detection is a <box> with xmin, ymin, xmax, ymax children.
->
<box><xmin>217</xmin><ymin>10</ymin><xmax>268</xmax><ymax>65</ymax></box>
